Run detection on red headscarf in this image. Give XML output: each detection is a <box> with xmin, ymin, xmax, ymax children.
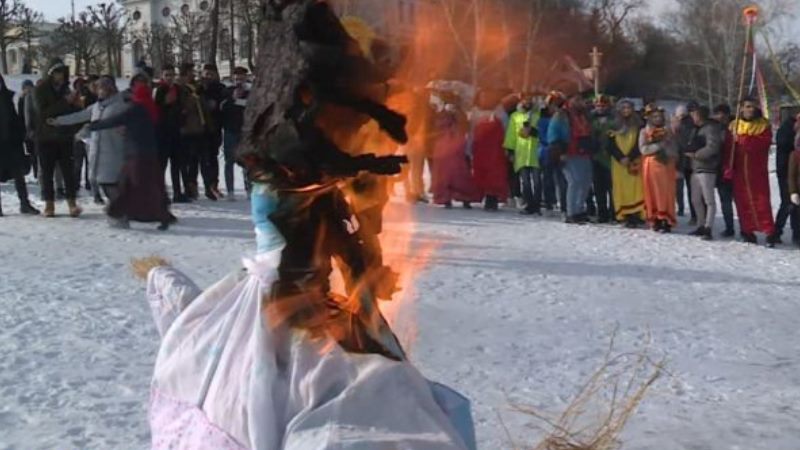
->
<box><xmin>131</xmin><ymin>81</ymin><xmax>159</xmax><ymax>123</ymax></box>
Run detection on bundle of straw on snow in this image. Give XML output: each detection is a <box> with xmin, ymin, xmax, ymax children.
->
<box><xmin>130</xmin><ymin>256</ymin><xmax>170</xmax><ymax>280</ymax></box>
<box><xmin>507</xmin><ymin>331</ymin><xmax>665</xmax><ymax>450</ymax></box>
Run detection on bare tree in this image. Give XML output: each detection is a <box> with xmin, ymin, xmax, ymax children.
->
<box><xmin>235</xmin><ymin>0</ymin><xmax>261</xmax><ymax>71</ymax></box>
<box><xmin>171</xmin><ymin>6</ymin><xmax>208</xmax><ymax>64</ymax></box>
<box><xmin>592</xmin><ymin>0</ymin><xmax>644</xmax><ymax>43</ymax></box>
<box><xmin>55</xmin><ymin>11</ymin><xmax>102</xmax><ymax>75</ymax></box>
<box><xmin>207</xmin><ymin>0</ymin><xmax>220</xmax><ymax>65</ymax></box>
<box><xmin>0</xmin><ymin>0</ymin><xmax>22</xmax><ymax>74</ymax></box>
<box><xmin>88</xmin><ymin>2</ymin><xmax>129</xmax><ymax>76</ymax></box>
<box><xmin>131</xmin><ymin>23</ymin><xmax>175</xmax><ymax>73</ymax></box>
<box><xmin>16</xmin><ymin>5</ymin><xmax>42</xmax><ymax>74</ymax></box>
<box><xmin>226</xmin><ymin>0</ymin><xmax>236</xmax><ymax>73</ymax></box>
<box><xmin>667</xmin><ymin>0</ymin><xmax>795</xmax><ymax>105</ymax></box>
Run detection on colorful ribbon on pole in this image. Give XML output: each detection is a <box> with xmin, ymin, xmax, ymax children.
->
<box><xmin>743</xmin><ymin>6</ymin><xmax>770</xmax><ymax>119</ymax></box>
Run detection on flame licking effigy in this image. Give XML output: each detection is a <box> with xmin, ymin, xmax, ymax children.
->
<box><xmin>238</xmin><ymin>0</ymin><xmax>423</xmax><ymax>360</ymax></box>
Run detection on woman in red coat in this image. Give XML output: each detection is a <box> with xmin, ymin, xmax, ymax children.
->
<box><xmin>470</xmin><ymin>91</ymin><xmax>509</xmax><ymax>211</ymax></box>
<box><xmin>725</xmin><ymin>99</ymin><xmax>777</xmax><ymax>246</ymax></box>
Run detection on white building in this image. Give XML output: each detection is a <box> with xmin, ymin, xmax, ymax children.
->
<box><xmin>120</xmin><ymin>0</ymin><xmax>256</xmax><ymax>78</ymax></box>
<box><xmin>3</xmin><ymin>23</ymin><xmax>79</xmax><ymax>76</ymax></box>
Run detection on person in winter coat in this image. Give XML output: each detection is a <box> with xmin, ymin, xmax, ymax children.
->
<box><xmin>34</xmin><ymin>58</ymin><xmax>83</xmax><ymax>217</ymax></box>
<box><xmin>503</xmin><ymin>95</ymin><xmax>541</xmax><ymax>215</ymax></box>
<box><xmin>220</xmin><ymin>66</ymin><xmax>251</xmax><ymax>199</ymax></box>
<box><xmin>0</xmin><ymin>74</ymin><xmax>40</xmax><ymax>216</ymax></box>
<box><xmin>674</xmin><ymin>101</ymin><xmax>699</xmax><ymax>223</ymax></box>
<box><xmin>775</xmin><ymin>112</ymin><xmax>800</xmax><ymax>245</ymax></box>
<box><xmin>471</xmin><ymin>90</ymin><xmax>510</xmax><ymax>211</ymax></box>
<box><xmin>431</xmin><ymin>104</ymin><xmax>480</xmax><ymax>209</ymax></box>
<box><xmin>537</xmin><ymin>106</ymin><xmax>559</xmax><ymax>212</ymax></box>
<box><xmin>154</xmin><ymin>64</ymin><xmax>189</xmax><ymax>203</ymax></box>
<box><xmin>640</xmin><ymin>104</ymin><xmax>678</xmax><ymax>233</ymax></box>
<box><xmin>49</xmin><ymin>76</ymin><xmax>127</xmax><ymax>210</ymax></box>
<box><xmin>87</xmin><ymin>76</ymin><xmax>173</xmax><ymax>231</ymax></box>
<box><xmin>609</xmin><ymin>100</ymin><xmax>644</xmax><ymax>227</ymax></box>
<box><xmin>22</xmin><ymin>79</ymin><xmax>41</xmax><ymax>179</ymax></box>
<box><xmin>787</xmin><ymin>133</ymin><xmax>800</xmax><ymax>248</ymax></box>
<box><xmin>177</xmin><ymin>63</ymin><xmax>209</xmax><ymax>201</ymax></box>
<box><xmin>712</xmin><ymin>104</ymin><xmax>738</xmax><ymax>237</ymax></box>
<box><xmin>724</xmin><ymin>98</ymin><xmax>777</xmax><ymax>246</ymax></box>
<box><xmin>686</xmin><ymin>106</ymin><xmax>722</xmax><ymax>240</ymax></box>
<box><xmin>200</xmin><ymin>63</ymin><xmax>226</xmax><ymax>201</ymax></box>
<box><xmin>17</xmin><ymin>79</ymin><xmax>37</xmax><ymax>179</ymax></box>
<box><xmin>590</xmin><ymin>95</ymin><xmax>615</xmax><ymax>223</ymax></box>
<box><xmin>551</xmin><ymin>94</ymin><xmax>595</xmax><ymax>224</ymax></box>
<box><xmin>71</xmin><ymin>77</ymin><xmax>98</xmax><ymax>194</ymax></box>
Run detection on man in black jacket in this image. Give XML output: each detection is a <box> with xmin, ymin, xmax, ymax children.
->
<box><xmin>200</xmin><ymin>63</ymin><xmax>226</xmax><ymax>200</ymax></box>
<box><xmin>775</xmin><ymin>112</ymin><xmax>800</xmax><ymax>245</ymax></box>
<box><xmin>221</xmin><ymin>66</ymin><xmax>250</xmax><ymax>199</ymax></box>
<box><xmin>676</xmin><ymin>101</ymin><xmax>699</xmax><ymax>224</ymax></box>
<box><xmin>34</xmin><ymin>58</ymin><xmax>82</xmax><ymax>217</ymax></box>
<box><xmin>155</xmin><ymin>64</ymin><xmax>190</xmax><ymax>203</ymax></box>
<box><xmin>712</xmin><ymin>104</ymin><xmax>739</xmax><ymax>237</ymax></box>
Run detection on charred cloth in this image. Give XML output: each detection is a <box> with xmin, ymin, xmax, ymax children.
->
<box><xmin>238</xmin><ymin>0</ymin><xmax>408</xmax><ymax>360</ymax></box>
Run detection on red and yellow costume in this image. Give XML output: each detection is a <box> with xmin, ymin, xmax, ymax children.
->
<box><xmin>727</xmin><ymin>118</ymin><xmax>775</xmax><ymax>236</ymax></box>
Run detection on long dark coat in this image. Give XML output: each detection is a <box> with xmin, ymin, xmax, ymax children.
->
<box><xmin>0</xmin><ymin>88</ymin><xmax>26</xmax><ymax>182</ymax></box>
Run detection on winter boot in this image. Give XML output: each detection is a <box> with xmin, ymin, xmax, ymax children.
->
<box><xmin>741</xmin><ymin>232</ymin><xmax>758</xmax><ymax>244</ymax></box>
<box><xmin>766</xmin><ymin>233</ymin><xmax>782</xmax><ymax>248</ymax></box>
<box><xmin>67</xmin><ymin>199</ymin><xmax>83</xmax><ymax>218</ymax></box>
<box><xmin>20</xmin><ymin>201</ymin><xmax>40</xmax><ymax>215</ymax></box>
<box><xmin>484</xmin><ymin>196</ymin><xmax>498</xmax><ymax>212</ymax></box>
<box><xmin>701</xmin><ymin>228</ymin><xmax>713</xmax><ymax>241</ymax></box>
<box><xmin>43</xmin><ymin>201</ymin><xmax>55</xmax><ymax>218</ymax></box>
<box><xmin>721</xmin><ymin>228</ymin><xmax>736</xmax><ymax>238</ymax></box>
<box><xmin>689</xmin><ymin>226</ymin><xmax>706</xmax><ymax>236</ymax></box>
<box><xmin>462</xmin><ymin>202</ymin><xmax>472</xmax><ymax>210</ymax></box>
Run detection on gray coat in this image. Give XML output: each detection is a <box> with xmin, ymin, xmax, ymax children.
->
<box><xmin>689</xmin><ymin>121</ymin><xmax>722</xmax><ymax>174</ymax></box>
<box><xmin>52</xmin><ymin>92</ymin><xmax>127</xmax><ymax>184</ymax></box>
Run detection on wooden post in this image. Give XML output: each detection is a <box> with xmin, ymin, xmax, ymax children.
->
<box><xmin>590</xmin><ymin>46</ymin><xmax>603</xmax><ymax>97</ymax></box>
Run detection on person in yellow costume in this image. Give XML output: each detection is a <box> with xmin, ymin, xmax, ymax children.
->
<box><xmin>608</xmin><ymin>100</ymin><xmax>645</xmax><ymax>227</ymax></box>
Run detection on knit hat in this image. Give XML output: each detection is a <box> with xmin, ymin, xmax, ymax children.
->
<box><xmin>202</xmin><ymin>63</ymin><xmax>218</xmax><ymax>72</ymax></box>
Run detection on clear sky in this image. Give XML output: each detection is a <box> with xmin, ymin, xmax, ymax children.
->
<box><xmin>28</xmin><ymin>0</ymin><xmax>96</xmax><ymax>20</ymax></box>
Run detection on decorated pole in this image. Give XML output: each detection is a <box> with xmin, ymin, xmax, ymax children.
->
<box><xmin>727</xmin><ymin>5</ymin><xmax>760</xmax><ymax>176</ymax></box>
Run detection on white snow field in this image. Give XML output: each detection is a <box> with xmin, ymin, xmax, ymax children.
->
<box><xmin>2</xmin><ymin>174</ymin><xmax>800</xmax><ymax>450</ymax></box>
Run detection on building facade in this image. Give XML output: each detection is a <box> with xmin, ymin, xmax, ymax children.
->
<box><xmin>119</xmin><ymin>0</ymin><xmax>430</xmax><ymax>78</ymax></box>
<box><xmin>121</xmin><ymin>0</ymin><xmax>255</xmax><ymax>78</ymax></box>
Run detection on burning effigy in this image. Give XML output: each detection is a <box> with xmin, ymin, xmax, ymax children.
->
<box><xmin>136</xmin><ymin>1</ymin><xmax>475</xmax><ymax>449</ymax></box>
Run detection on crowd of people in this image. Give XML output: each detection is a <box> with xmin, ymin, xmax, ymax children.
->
<box><xmin>2</xmin><ymin>59</ymin><xmax>800</xmax><ymax>248</ymax></box>
<box><xmin>416</xmin><ymin>89</ymin><xmax>800</xmax><ymax>248</ymax></box>
<box><xmin>0</xmin><ymin>58</ymin><xmax>251</xmax><ymax>230</ymax></box>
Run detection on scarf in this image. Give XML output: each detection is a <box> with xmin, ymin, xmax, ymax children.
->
<box><xmin>131</xmin><ymin>83</ymin><xmax>159</xmax><ymax>123</ymax></box>
<box><xmin>734</xmin><ymin>117</ymin><xmax>770</xmax><ymax>136</ymax></box>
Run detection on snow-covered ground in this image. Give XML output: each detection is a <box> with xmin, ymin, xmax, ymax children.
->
<box><xmin>2</xmin><ymin>169</ymin><xmax>800</xmax><ymax>450</ymax></box>
<box><xmin>5</xmin><ymin>74</ymin><xmax>799</xmax><ymax>449</ymax></box>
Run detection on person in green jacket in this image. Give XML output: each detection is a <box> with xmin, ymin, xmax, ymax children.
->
<box><xmin>503</xmin><ymin>96</ymin><xmax>541</xmax><ymax>215</ymax></box>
